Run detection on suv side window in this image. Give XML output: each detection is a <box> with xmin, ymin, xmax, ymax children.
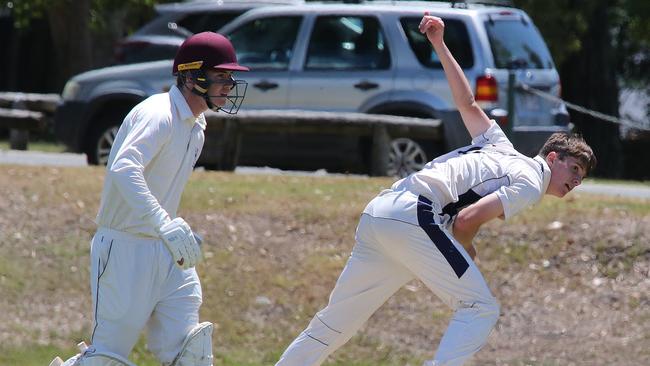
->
<box><xmin>227</xmin><ymin>16</ymin><xmax>302</xmax><ymax>70</ymax></box>
<box><xmin>176</xmin><ymin>12</ymin><xmax>243</xmax><ymax>34</ymax></box>
<box><xmin>305</xmin><ymin>16</ymin><xmax>390</xmax><ymax>70</ymax></box>
<box><xmin>400</xmin><ymin>17</ymin><xmax>474</xmax><ymax>69</ymax></box>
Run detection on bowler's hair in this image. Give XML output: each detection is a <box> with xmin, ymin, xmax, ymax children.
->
<box><xmin>538</xmin><ymin>133</ymin><xmax>597</xmax><ymax>173</ymax></box>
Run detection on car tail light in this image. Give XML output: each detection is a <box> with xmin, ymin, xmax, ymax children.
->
<box><xmin>476</xmin><ymin>75</ymin><xmax>498</xmax><ymax>102</ymax></box>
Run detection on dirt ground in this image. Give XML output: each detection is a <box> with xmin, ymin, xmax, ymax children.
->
<box><xmin>0</xmin><ymin>166</ymin><xmax>648</xmax><ymax>365</ymax></box>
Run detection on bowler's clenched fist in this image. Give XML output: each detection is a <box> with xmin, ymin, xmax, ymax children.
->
<box><xmin>419</xmin><ymin>12</ymin><xmax>445</xmax><ymax>46</ymax></box>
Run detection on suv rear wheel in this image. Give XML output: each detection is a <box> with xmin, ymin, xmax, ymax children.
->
<box><xmin>387</xmin><ymin>137</ymin><xmax>428</xmax><ymax>177</ymax></box>
<box><xmin>369</xmin><ymin>107</ymin><xmax>439</xmax><ymax>177</ymax></box>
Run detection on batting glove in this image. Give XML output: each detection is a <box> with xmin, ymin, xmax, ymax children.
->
<box><xmin>158</xmin><ymin>217</ymin><xmax>202</xmax><ymax>269</ymax></box>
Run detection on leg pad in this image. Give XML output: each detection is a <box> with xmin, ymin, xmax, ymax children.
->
<box><xmin>170</xmin><ymin>322</ymin><xmax>214</xmax><ymax>366</ymax></box>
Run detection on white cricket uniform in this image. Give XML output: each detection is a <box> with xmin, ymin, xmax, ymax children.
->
<box><xmin>277</xmin><ymin>122</ymin><xmax>551</xmax><ymax>366</ymax></box>
<box><xmin>90</xmin><ymin>85</ymin><xmax>206</xmax><ymax>363</ymax></box>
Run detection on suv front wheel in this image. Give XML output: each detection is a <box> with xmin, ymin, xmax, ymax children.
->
<box><xmin>86</xmin><ymin>120</ymin><xmax>120</xmax><ymax>165</ymax></box>
<box><xmin>85</xmin><ymin>106</ymin><xmax>134</xmax><ymax>165</ymax></box>
<box><xmin>92</xmin><ymin>125</ymin><xmax>119</xmax><ymax>165</ymax></box>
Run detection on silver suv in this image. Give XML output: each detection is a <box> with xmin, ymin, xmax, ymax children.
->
<box><xmin>55</xmin><ymin>1</ymin><xmax>569</xmax><ymax>174</ymax></box>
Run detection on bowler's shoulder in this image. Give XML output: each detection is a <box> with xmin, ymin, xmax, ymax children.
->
<box><xmin>471</xmin><ymin>120</ymin><xmax>513</xmax><ymax>148</ymax></box>
<box><xmin>507</xmin><ymin>155</ymin><xmax>546</xmax><ymax>193</ymax></box>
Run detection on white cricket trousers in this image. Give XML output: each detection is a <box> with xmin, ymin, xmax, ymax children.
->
<box><xmin>276</xmin><ymin>193</ymin><xmax>499</xmax><ymax>366</ymax></box>
<box><xmin>89</xmin><ymin>227</ymin><xmax>202</xmax><ymax>363</ymax></box>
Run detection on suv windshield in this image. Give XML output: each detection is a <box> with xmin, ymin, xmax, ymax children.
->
<box><xmin>485</xmin><ymin>18</ymin><xmax>554</xmax><ymax>69</ymax></box>
<box><xmin>400</xmin><ymin>17</ymin><xmax>473</xmax><ymax>69</ymax></box>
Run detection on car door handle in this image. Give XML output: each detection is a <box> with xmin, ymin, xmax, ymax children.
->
<box><xmin>253</xmin><ymin>80</ymin><xmax>279</xmax><ymax>91</ymax></box>
<box><xmin>354</xmin><ymin>81</ymin><xmax>379</xmax><ymax>91</ymax></box>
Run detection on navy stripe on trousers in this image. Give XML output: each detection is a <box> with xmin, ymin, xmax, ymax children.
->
<box><xmin>416</xmin><ymin>195</ymin><xmax>469</xmax><ymax>278</ymax></box>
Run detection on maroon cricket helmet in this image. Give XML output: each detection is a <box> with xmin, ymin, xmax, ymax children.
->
<box><xmin>172</xmin><ymin>32</ymin><xmax>249</xmax><ymax>74</ymax></box>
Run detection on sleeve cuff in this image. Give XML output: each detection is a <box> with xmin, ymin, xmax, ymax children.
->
<box><xmin>495</xmin><ymin>191</ymin><xmax>511</xmax><ymax>221</ymax></box>
<box><xmin>148</xmin><ymin>209</ymin><xmax>171</xmax><ymax>232</ymax></box>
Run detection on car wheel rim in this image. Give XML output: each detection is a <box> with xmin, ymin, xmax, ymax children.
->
<box><xmin>387</xmin><ymin>138</ymin><xmax>427</xmax><ymax>178</ymax></box>
<box><xmin>97</xmin><ymin>126</ymin><xmax>119</xmax><ymax>165</ymax></box>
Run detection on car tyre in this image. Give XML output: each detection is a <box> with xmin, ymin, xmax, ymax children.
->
<box><xmin>386</xmin><ymin>137</ymin><xmax>428</xmax><ymax>178</ymax></box>
<box><xmin>86</xmin><ymin>121</ymin><xmax>120</xmax><ymax>165</ymax></box>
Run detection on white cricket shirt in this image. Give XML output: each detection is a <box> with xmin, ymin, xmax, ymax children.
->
<box><xmin>95</xmin><ymin>85</ymin><xmax>206</xmax><ymax>237</ymax></box>
<box><xmin>367</xmin><ymin>121</ymin><xmax>551</xmax><ymax>226</ymax></box>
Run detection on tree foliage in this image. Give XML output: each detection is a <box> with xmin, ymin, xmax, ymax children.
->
<box><xmin>2</xmin><ymin>0</ymin><xmax>174</xmax><ymax>90</ymax></box>
<box><xmin>515</xmin><ymin>0</ymin><xmax>650</xmax><ymax>87</ymax></box>
<box><xmin>3</xmin><ymin>0</ymin><xmax>162</xmax><ymax>34</ymax></box>
<box><xmin>615</xmin><ymin>0</ymin><xmax>650</xmax><ymax>86</ymax></box>
<box><xmin>514</xmin><ymin>0</ymin><xmax>649</xmax><ymax>177</ymax></box>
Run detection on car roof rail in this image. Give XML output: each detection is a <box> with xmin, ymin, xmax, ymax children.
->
<box><xmin>338</xmin><ymin>0</ymin><xmax>514</xmax><ymax>7</ymax></box>
<box><xmin>451</xmin><ymin>0</ymin><xmax>514</xmax><ymax>8</ymax></box>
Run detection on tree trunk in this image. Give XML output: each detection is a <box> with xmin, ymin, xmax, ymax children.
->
<box><xmin>560</xmin><ymin>1</ymin><xmax>623</xmax><ymax>178</ymax></box>
<box><xmin>46</xmin><ymin>0</ymin><xmax>93</xmax><ymax>92</ymax></box>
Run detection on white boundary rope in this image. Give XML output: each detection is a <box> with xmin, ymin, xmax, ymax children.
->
<box><xmin>518</xmin><ymin>83</ymin><xmax>650</xmax><ymax>131</ymax></box>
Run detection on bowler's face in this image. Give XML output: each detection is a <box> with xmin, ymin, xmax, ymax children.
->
<box><xmin>206</xmin><ymin>70</ymin><xmax>235</xmax><ymax>107</ymax></box>
<box><xmin>546</xmin><ymin>152</ymin><xmax>587</xmax><ymax>197</ymax></box>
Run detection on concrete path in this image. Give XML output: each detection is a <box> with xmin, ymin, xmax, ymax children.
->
<box><xmin>574</xmin><ymin>181</ymin><xmax>650</xmax><ymax>199</ymax></box>
<box><xmin>1</xmin><ymin>149</ymin><xmax>648</xmax><ymax>199</ymax></box>
<box><xmin>0</xmin><ymin>149</ymin><xmax>87</xmax><ymax>167</ymax></box>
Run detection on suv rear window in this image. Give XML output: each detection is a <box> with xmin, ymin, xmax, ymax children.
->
<box><xmin>485</xmin><ymin>18</ymin><xmax>554</xmax><ymax>69</ymax></box>
<box><xmin>305</xmin><ymin>16</ymin><xmax>390</xmax><ymax>70</ymax></box>
<box><xmin>400</xmin><ymin>17</ymin><xmax>474</xmax><ymax>69</ymax></box>
<box><xmin>227</xmin><ymin>16</ymin><xmax>302</xmax><ymax>70</ymax></box>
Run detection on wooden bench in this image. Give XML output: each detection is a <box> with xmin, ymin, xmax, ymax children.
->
<box><xmin>203</xmin><ymin>109</ymin><xmax>442</xmax><ymax>176</ymax></box>
<box><xmin>0</xmin><ymin>92</ymin><xmax>61</xmax><ymax>150</ymax></box>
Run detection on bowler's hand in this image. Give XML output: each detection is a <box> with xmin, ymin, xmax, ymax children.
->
<box><xmin>419</xmin><ymin>12</ymin><xmax>445</xmax><ymax>47</ymax></box>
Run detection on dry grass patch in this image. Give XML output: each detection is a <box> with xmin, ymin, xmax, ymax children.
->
<box><xmin>0</xmin><ymin>165</ymin><xmax>648</xmax><ymax>365</ymax></box>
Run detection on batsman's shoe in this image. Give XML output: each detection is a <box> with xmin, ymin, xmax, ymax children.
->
<box><xmin>49</xmin><ymin>342</ymin><xmax>136</xmax><ymax>366</ymax></box>
<box><xmin>49</xmin><ymin>357</ymin><xmax>64</xmax><ymax>366</ymax></box>
<box><xmin>49</xmin><ymin>341</ymin><xmax>88</xmax><ymax>366</ymax></box>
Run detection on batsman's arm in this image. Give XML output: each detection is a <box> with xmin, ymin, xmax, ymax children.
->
<box><xmin>420</xmin><ymin>13</ymin><xmax>492</xmax><ymax>139</ymax></box>
<box><xmin>452</xmin><ymin>193</ymin><xmax>504</xmax><ymax>260</ymax></box>
<box><xmin>108</xmin><ymin>115</ymin><xmax>173</xmax><ymax>228</ymax></box>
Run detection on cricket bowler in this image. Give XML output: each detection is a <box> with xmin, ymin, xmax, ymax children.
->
<box><xmin>275</xmin><ymin>13</ymin><xmax>596</xmax><ymax>366</ymax></box>
<box><xmin>51</xmin><ymin>32</ymin><xmax>248</xmax><ymax>366</ymax></box>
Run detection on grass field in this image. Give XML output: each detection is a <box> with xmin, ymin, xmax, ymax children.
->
<box><xmin>0</xmin><ymin>165</ymin><xmax>648</xmax><ymax>365</ymax></box>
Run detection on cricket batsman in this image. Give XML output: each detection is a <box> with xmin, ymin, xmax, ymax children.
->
<box><xmin>275</xmin><ymin>13</ymin><xmax>596</xmax><ymax>366</ymax></box>
<box><xmin>51</xmin><ymin>32</ymin><xmax>248</xmax><ymax>366</ymax></box>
